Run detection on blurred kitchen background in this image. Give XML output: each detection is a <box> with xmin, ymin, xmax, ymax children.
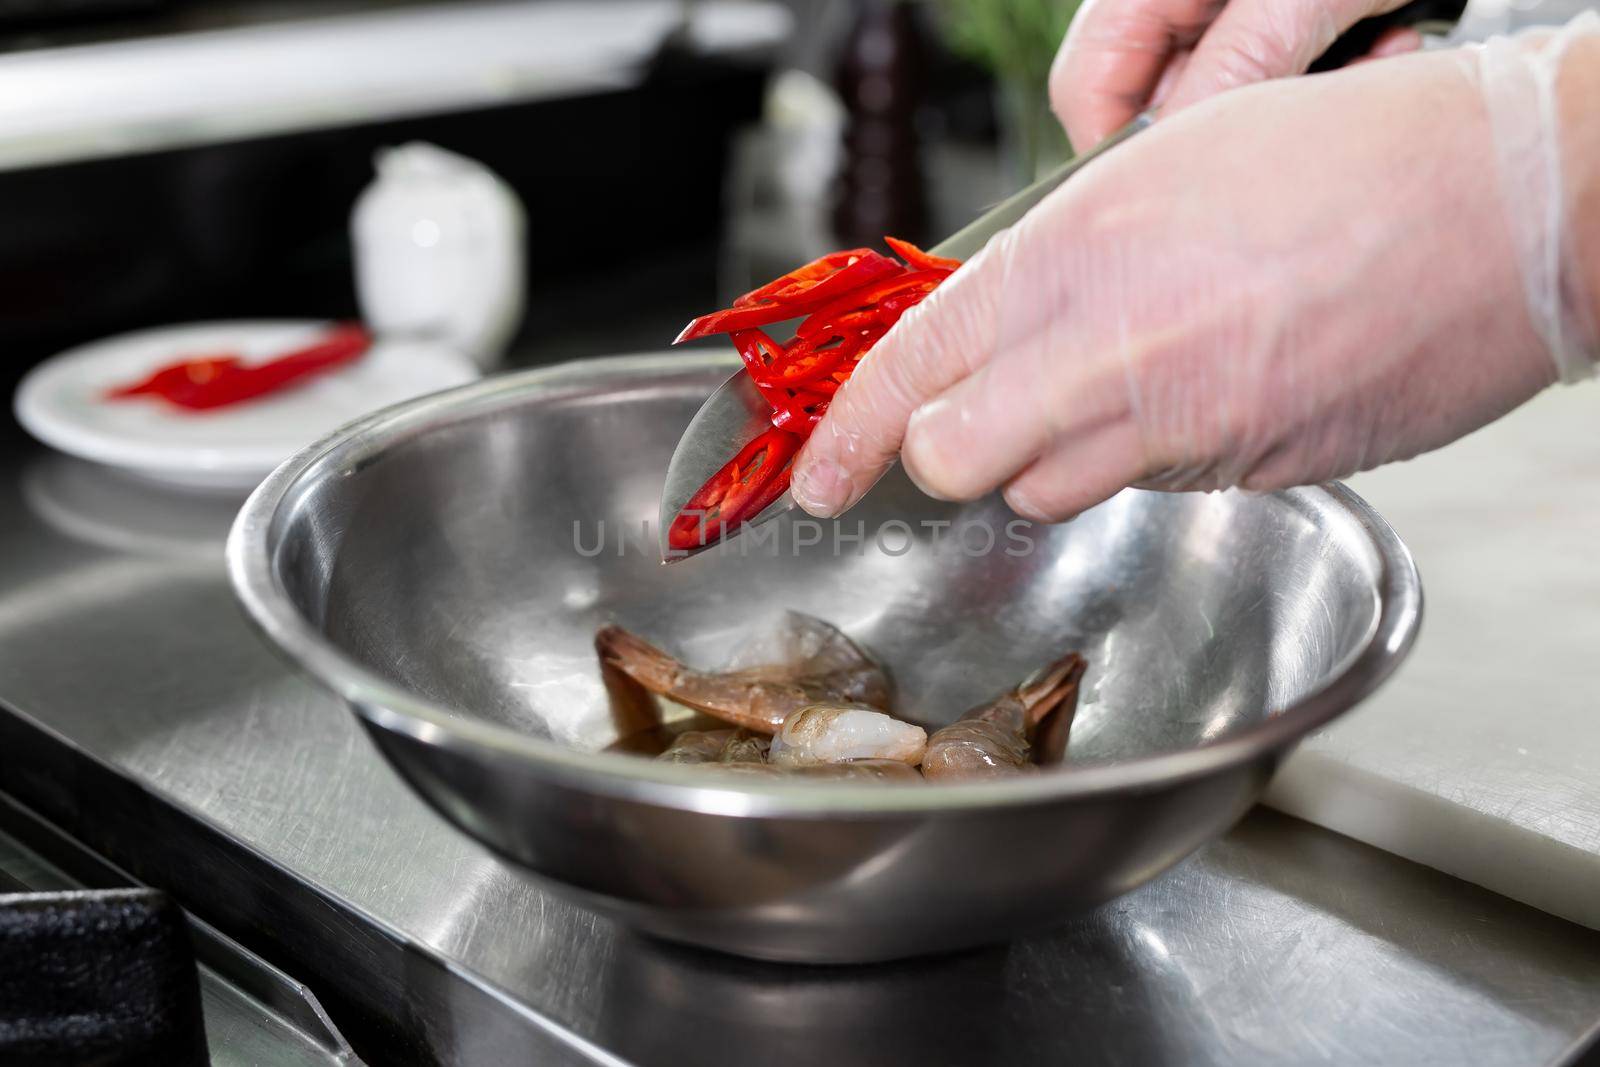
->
<box><xmin>0</xmin><ymin>0</ymin><xmax>1104</xmax><ymax>417</ymax></box>
<box><xmin>2</xmin><ymin>0</ymin><xmax>1506</xmax><ymax>446</ymax></box>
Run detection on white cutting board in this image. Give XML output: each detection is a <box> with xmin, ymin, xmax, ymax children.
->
<box><xmin>1265</xmin><ymin>381</ymin><xmax>1600</xmax><ymax>929</ymax></box>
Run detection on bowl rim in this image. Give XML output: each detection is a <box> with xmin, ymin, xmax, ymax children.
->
<box><xmin>226</xmin><ymin>351</ymin><xmax>1424</xmax><ymax>818</ymax></box>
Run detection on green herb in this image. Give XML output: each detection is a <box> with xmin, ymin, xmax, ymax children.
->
<box><xmin>935</xmin><ymin>0</ymin><xmax>1086</xmax><ymax>176</ymax></box>
<box><xmin>937</xmin><ymin>0</ymin><xmax>1081</xmax><ymax>90</ymax></box>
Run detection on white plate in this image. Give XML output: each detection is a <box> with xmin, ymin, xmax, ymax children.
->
<box><xmin>14</xmin><ymin>320</ymin><xmax>480</xmax><ymax>490</ymax></box>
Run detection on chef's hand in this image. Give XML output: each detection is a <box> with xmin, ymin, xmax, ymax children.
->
<box><xmin>1051</xmin><ymin>0</ymin><xmax>1424</xmax><ymax>152</ymax></box>
<box><xmin>789</xmin><ymin>30</ymin><xmax>1599</xmax><ymax>522</ymax></box>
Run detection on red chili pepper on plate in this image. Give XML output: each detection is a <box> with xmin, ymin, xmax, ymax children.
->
<box><xmin>105</xmin><ymin>324</ymin><xmax>372</xmax><ymax>411</ymax></box>
<box><xmin>668</xmin><ymin>239</ymin><xmax>961</xmax><ymax>549</ymax></box>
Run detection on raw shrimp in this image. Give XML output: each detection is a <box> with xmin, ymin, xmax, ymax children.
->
<box><xmin>768</xmin><ymin>703</ymin><xmax>926</xmax><ymax>766</ymax></box>
<box><xmin>718</xmin><ymin>729</ymin><xmax>771</xmax><ymax>763</ymax></box>
<box><xmin>594</xmin><ymin>612</ymin><xmax>891</xmax><ymax>734</ymax></box>
<box><xmin>651</xmin><ymin>728</ymin><xmax>766</xmax><ymax>765</ymax></box>
<box><xmin>921</xmin><ymin>653</ymin><xmax>1086</xmax><ymax>782</ymax></box>
<box><xmin>656</xmin><ymin>730</ymin><xmax>735</xmax><ymax>764</ymax></box>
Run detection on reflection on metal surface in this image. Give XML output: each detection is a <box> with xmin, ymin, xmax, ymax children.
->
<box><xmin>586</xmin><ymin>811</ymin><xmax>1600</xmax><ymax>1067</ymax></box>
<box><xmin>0</xmin><ymin>434</ymin><xmax>1594</xmax><ymax>1063</ymax></box>
<box><xmin>22</xmin><ymin>454</ymin><xmax>244</xmax><ymax>559</ymax></box>
<box><xmin>229</xmin><ymin>352</ymin><xmax>1419</xmax><ymax>961</ymax></box>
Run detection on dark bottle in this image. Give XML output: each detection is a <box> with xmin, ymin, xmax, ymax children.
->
<box><xmin>831</xmin><ymin>0</ymin><xmax>929</xmax><ymax>246</ymax></box>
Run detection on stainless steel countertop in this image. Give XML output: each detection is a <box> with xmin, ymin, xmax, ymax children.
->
<box><xmin>1</xmin><ymin>441</ymin><xmax>1599</xmax><ymax>1065</ymax></box>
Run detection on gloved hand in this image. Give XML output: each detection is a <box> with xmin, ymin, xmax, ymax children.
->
<box><xmin>790</xmin><ymin>21</ymin><xmax>1599</xmax><ymax>523</ymax></box>
<box><xmin>1051</xmin><ymin>0</ymin><xmax>1425</xmax><ymax>152</ymax></box>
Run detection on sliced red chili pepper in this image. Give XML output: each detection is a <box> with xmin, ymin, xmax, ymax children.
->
<box><xmin>885</xmin><ymin>236</ymin><xmax>963</xmax><ymax>273</ymax></box>
<box><xmin>768</xmin><ymin>332</ymin><xmax>865</xmax><ymax>388</ymax></box>
<box><xmin>818</xmin><ymin>310</ymin><xmax>882</xmax><ymax>336</ymax></box>
<box><xmin>760</xmin><ymin>252</ymin><xmax>901</xmax><ymax>307</ymax></box>
<box><xmin>675</xmin><ymin>302</ymin><xmax>807</xmax><ymax>344</ymax></box>
<box><xmin>847</xmin><ymin>324</ymin><xmax>890</xmax><ymax>359</ymax></box>
<box><xmin>667</xmin><ymin>427</ymin><xmax>803</xmax><ymax>550</ymax></box>
<box><xmin>677</xmin><ymin>254</ymin><xmax>906</xmax><ymax>344</ymax></box>
<box><xmin>730</xmin><ymin>328</ymin><xmax>786</xmax><ymax>386</ymax></box>
<box><xmin>771</xmin><ymin>397</ymin><xmax>827</xmax><ymax>433</ymax></box>
<box><xmin>795</xmin><ymin>270</ymin><xmax>950</xmax><ymax>340</ymax></box>
<box><xmin>670</xmin><ymin>239</ymin><xmax>964</xmax><ymax>549</ymax></box>
<box><xmin>105</xmin><ymin>324</ymin><xmax>371</xmax><ymax>411</ymax></box>
<box><xmin>879</xmin><ymin>285</ymin><xmax>935</xmax><ymax>315</ymax></box>
<box><xmin>731</xmin><ymin>330</ymin><xmax>832</xmax><ymax>423</ymax></box>
<box><xmin>733</xmin><ymin>249</ymin><xmax>873</xmax><ymax>307</ymax></box>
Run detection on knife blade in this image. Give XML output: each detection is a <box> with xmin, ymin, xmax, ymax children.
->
<box><xmin>658</xmin><ymin>112</ymin><xmax>1154</xmax><ymax>563</ymax></box>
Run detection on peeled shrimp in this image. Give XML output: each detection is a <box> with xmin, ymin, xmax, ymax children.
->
<box><xmin>595</xmin><ymin>612</ymin><xmax>891</xmax><ymax>734</ymax></box>
<box><xmin>921</xmin><ymin>652</ymin><xmax>1086</xmax><ymax>782</ymax></box>
<box><xmin>768</xmin><ymin>703</ymin><xmax>927</xmax><ymax>767</ymax></box>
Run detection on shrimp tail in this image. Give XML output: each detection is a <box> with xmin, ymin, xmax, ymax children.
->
<box><xmin>594</xmin><ymin>625</ymin><xmax>686</xmax><ymax>695</ymax></box>
<box><xmin>1019</xmin><ymin>652</ymin><xmax>1087</xmax><ymax>730</ymax></box>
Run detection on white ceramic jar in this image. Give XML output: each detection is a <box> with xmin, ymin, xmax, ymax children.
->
<box><xmin>351</xmin><ymin>142</ymin><xmax>525</xmax><ymax>369</ymax></box>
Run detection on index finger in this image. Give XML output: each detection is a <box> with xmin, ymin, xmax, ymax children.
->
<box><xmin>1161</xmin><ymin>0</ymin><xmax>1413</xmax><ymax>114</ymax></box>
<box><xmin>789</xmin><ymin>239</ymin><xmax>1008</xmax><ymax>518</ymax></box>
<box><xmin>1050</xmin><ymin>0</ymin><xmax>1225</xmax><ymax>151</ymax></box>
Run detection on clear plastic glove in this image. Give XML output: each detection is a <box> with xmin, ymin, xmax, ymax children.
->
<box><xmin>790</xmin><ymin>24</ymin><xmax>1600</xmax><ymax>523</ymax></box>
<box><xmin>1051</xmin><ymin>0</ymin><xmax>1425</xmax><ymax>152</ymax></box>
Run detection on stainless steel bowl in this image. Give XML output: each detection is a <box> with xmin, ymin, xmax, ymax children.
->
<box><xmin>227</xmin><ymin>352</ymin><xmax>1422</xmax><ymax>963</ymax></box>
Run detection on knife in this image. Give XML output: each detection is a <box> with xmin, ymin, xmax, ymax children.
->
<box><xmin>657</xmin><ymin>113</ymin><xmax>1154</xmax><ymax>563</ymax></box>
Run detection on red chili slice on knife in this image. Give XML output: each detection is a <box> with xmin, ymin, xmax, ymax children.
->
<box><xmin>667</xmin><ymin>239</ymin><xmax>960</xmax><ymax>550</ymax></box>
<box><xmin>665</xmin><ymin>426</ymin><xmax>804</xmax><ymax>551</ymax></box>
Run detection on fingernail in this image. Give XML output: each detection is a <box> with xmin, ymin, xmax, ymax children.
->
<box><xmin>1002</xmin><ymin>485</ymin><xmax>1050</xmax><ymax>523</ymax></box>
<box><xmin>902</xmin><ymin>456</ymin><xmax>954</xmax><ymax>502</ymax></box>
<box><xmin>791</xmin><ymin>457</ymin><xmax>847</xmax><ymax>518</ymax></box>
<box><xmin>902</xmin><ymin>404</ymin><xmax>955</xmax><ymax>501</ymax></box>
<box><xmin>1004</xmin><ymin>485</ymin><xmax>1074</xmax><ymax>524</ymax></box>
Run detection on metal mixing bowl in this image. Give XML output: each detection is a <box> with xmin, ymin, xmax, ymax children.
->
<box><xmin>227</xmin><ymin>352</ymin><xmax>1422</xmax><ymax>963</ymax></box>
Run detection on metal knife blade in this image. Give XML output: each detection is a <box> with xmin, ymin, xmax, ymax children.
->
<box><xmin>658</xmin><ymin>112</ymin><xmax>1154</xmax><ymax>563</ymax></box>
